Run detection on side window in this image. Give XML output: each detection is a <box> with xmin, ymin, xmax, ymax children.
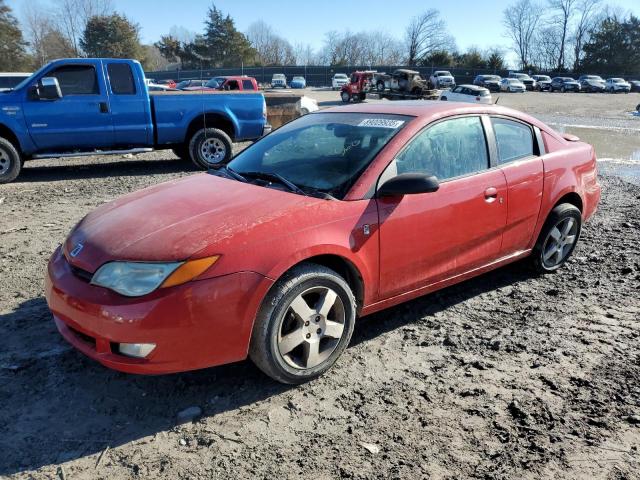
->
<box><xmin>227</xmin><ymin>80</ymin><xmax>240</xmax><ymax>90</ymax></box>
<box><xmin>242</xmin><ymin>79</ymin><xmax>254</xmax><ymax>90</ymax></box>
<box><xmin>395</xmin><ymin>116</ymin><xmax>489</xmax><ymax>181</ymax></box>
<box><xmin>48</xmin><ymin>65</ymin><xmax>98</xmax><ymax>95</ymax></box>
<box><xmin>491</xmin><ymin>118</ymin><xmax>534</xmax><ymax>164</ymax></box>
<box><xmin>108</xmin><ymin>63</ymin><xmax>136</xmax><ymax>95</ymax></box>
<box><xmin>453</xmin><ymin>86</ymin><xmax>462</xmax><ymax>93</ymax></box>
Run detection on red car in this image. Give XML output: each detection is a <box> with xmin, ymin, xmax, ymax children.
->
<box><xmin>45</xmin><ymin>102</ymin><xmax>600</xmax><ymax>384</ymax></box>
<box><xmin>341</xmin><ymin>70</ymin><xmax>376</xmax><ymax>103</ymax></box>
<box><xmin>184</xmin><ymin>76</ymin><xmax>259</xmax><ymax>92</ymax></box>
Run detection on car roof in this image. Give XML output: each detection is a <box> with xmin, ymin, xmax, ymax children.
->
<box><xmin>395</xmin><ymin>69</ymin><xmax>419</xmax><ymax>74</ymax></box>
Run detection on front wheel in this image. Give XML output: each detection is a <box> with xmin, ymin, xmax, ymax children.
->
<box><xmin>341</xmin><ymin>91</ymin><xmax>351</xmax><ymax>103</ymax></box>
<box><xmin>249</xmin><ymin>263</ymin><xmax>356</xmax><ymax>384</ymax></box>
<box><xmin>188</xmin><ymin>128</ymin><xmax>233</xmax><ymax>169</ymax></box>
<box><xmin>0</xmin><ymin>137</ymin><xmax>22</xmax><ymax>184</ymax></box>
<box><xmin>440</xmin><ymin>96</ymin><xmax>448</xmax><ymax>101</ymax></box>
<box><xmin>531</xmin><ymin>203</ymin><xmax>582</xmax><ymax>273</ymax></box>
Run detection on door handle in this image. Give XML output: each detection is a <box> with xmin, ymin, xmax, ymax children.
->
<box><xmin>99</xmin><ymin>102</ymin><xmax>109</xmax><ymax>113</ymax></box>
<box><xmin>484</xmin><ymin>187</ymin><xmax>498</xmax><ymax>203</ymax></box>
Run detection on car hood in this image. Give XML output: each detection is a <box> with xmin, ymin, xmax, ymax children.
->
<box><xmin>64</xmin><ymin>173</ymin><xmax>324</xmax><ymax>273</ymax></box>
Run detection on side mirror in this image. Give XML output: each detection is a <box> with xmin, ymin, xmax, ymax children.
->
<box><xmin>38</xmin><ymin>77</ymin><xmax>62</xmax><ymax>100</ymax></box>
<box><xmin>378</xmin><ymin>173</ymin><xmax>440</xmax><ymax>197</ymax></box>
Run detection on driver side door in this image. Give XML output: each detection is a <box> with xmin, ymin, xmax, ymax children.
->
<box><xmin>376</xmin><ymin>116</ymin><xmax>507</xmax><ymax>299</ymax></box>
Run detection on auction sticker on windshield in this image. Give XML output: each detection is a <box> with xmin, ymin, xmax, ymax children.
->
<box><xmin>358</xmin><ymin>118</ymin><xmax>406</xmax><ymax>128</ymax></box>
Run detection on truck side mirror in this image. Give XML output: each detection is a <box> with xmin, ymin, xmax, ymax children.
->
<box><xmin>38</xmin><ymin>77</ymin><xmax>62</xmax><ymax>100</ymax></box>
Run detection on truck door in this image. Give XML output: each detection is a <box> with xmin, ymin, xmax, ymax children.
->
<box><xmin>22</xmin><ymin>63</ymin><xmax>114</xmax><ymax>151</ymax></box>
<box><xmin>105</xmin><ymin>62</ymin><xmax>152</xmax><ymax>147</ymax></box>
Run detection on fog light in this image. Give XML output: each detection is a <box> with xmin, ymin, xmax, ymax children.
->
<box><xmin>119</xmin><ymin>343</ymin><xmax>156</xmax><ymax>358</ymax></box>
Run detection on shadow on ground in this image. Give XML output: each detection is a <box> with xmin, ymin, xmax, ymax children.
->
<box><xmin>0</xmin><ymin>260</ymin><xmax>536</xmax><ymax>475</ymax></box>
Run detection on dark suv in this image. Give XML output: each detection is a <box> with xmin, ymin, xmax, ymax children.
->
<box><xmin>550</xmin><ymin>77</ymin><xmax>581</xmax><ymax>92</ymax></box>
<box><xmin>578</xmin><ymin>75</ymin><xmax>605</xmax><ymax>92</ymax></box>
<box><xmin>473</xmin><ymin>74</ymin><xmax>502</xmax><ymax>92</ymax></box>
<box><xmin>532</xmin><ymin>75</ymin><xmax>552</xmax><ymax>91</ymax></box>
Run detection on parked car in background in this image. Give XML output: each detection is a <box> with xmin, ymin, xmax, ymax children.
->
<box><xmin>508</xmin><ymin>73</ymin><xmax>535</xmax><ymax>90</ymax></box>
<box><xmin>176</xmin><ymin>79</ymin><xmax>207</xmax><ymax>90</ymax></box>
<box><xmin>332</xmin><ymin>73</ymin><xmax>349</xmax><ymax>90</ymax></box>
<box><xmin>290</xmin><ymin>76</ymin><xmax>306</xmax><ymax>89</ymax></box>
<box><xmin>630</xmin><ymin>80</ymin><xmax>640</xmax><ymax>92</ymax></box>
<box><xmin>605</xmin><ymin>78</ymin><xmax>631</xmax><ymax>93</ymax></box>
<box><xmin>578</xmin><ymin>75</ymin><xmax>605</xmax><ymax>92</ymax></box>
<box><xmin>147</xmin><ymin>84</ymin><xmax>175</xmax><ymax>91</ymax></box>
<box><xmin>156</xmin><ymin>79</ymin><xmax>177</xmax><ymax>89</ymax></box>
<box><xmin>375</xmin><ymin>69</ymin><xmax>431</xmax><ymax>95</ymax></box>
<box><xmin>440</xmin><ymin>84</ymin><xmax>492</xmax><ymax>104</ymax></box>
<box><xmin>532</xmin><ymin>75</ymin><xmax>552</xmax><ymax>91</ymax></box>
<box><xmin>550</xmin><ymin>77</ymin><xmax>580</xmax><ymax>92</ymax></box>
<box><xmin>0</xmin><ymin>72</ymin><xmax>31</xmax><ymax>92</ymax></box>
<box><xmin>473</xmin><ymin>74</ymin><xmax>501</xmax><ymax>92</ymax></box>
<box><xmin>271</xmin><ymin>74</ymin><xmax>287</xmax><ymax>88</ymax></box>
<box><xmin>0</xmin><ymin>58</ymin><xmax>269</xmax><ymax>183</ymax></box>
<box><xmin>500</xmin><ymin>78</ymin><xmax>526</xmax><ymax>92</ymax></box>
<box><xmin>340</xmin><ymin>70</ymin><xmax>376</xmax><ymax>102</ymax></box>
<box><xmin>429</xmin><ymin>70</ymin><xmax>455</xmax><ymax>89</ymax></box>
<box><xmin>45</xmin><ymin>101</ymin><xmax>600</xmax><ymax>384</ymax></box>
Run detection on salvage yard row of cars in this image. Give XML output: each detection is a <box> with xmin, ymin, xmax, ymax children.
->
<box><xmin>474</xmin><ymin>72</ymin><xmax>638</xmax><ymax>93</ymax></box>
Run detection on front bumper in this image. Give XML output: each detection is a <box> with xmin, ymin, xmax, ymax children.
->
<box><xmin>45</xmin><ymin>247</ymin><xmax>273</xmax><ymax>374</ymax></box>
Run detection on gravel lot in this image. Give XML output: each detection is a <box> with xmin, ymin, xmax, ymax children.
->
<box><xmin>1</xmin><ymin>92</ymin><xmax>639</xmax><ymax>479</ymax></box>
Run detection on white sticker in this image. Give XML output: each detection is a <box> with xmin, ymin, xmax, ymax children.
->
<box><xmin>357</xmin><ymin>118</ymin><xmax>405</xmax><ymax>129</ymax></box>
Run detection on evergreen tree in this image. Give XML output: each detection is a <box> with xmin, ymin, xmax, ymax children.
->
<box><xmin>80</xmin><ymin>13</ymin><xmax>143</xmax><ymax>59</ymax></box>
<box><xmin>581</xmin><ymin>15</ymin><xmax>640</xmax><ymax>74</ymax></box>
<box><xmin>0</xmin><ymin>0</ymin><xmax>29</xmax><ymax>70</ymax></box>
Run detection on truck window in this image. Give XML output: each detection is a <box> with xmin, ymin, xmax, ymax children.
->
<box><xmin>227</xmin><ymin>80</ymin><xmax>240</xmax><ymax>90</ymax></box>
<box><xmin>242</xmin><ymin>79</ymin><xmax>254</xmax><ymax>90</ymax></box>
<box><xmin>48</xmin><ymin>65</ymin><xmax>99</xmax><ymax>95</ymax></box>
<box><xmin>107</xmin><ymin>63</ymin><xmax>136</xmax><ymax>95</ymax></box>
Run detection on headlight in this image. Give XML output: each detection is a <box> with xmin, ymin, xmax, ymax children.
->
<box><xmin>91</xmin><ymin>256</ymin><xmax>220</xmax><ymax>297</ymax></box>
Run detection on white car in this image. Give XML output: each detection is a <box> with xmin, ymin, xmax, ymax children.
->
<box><xmin>440</xmin><ymin>84</ymin><xmax>492</xmax><ymax>104</ymax></box>
<box><xmin>271</xmin><ymin>74</ymin><xmax>287</xmax><ymax>88</ymax></box>
<box><xmin>0</xmin><ymin>72</ymin><xmax>31</xmax><ymax>92</ymax></box>
<box><xmin>500</xmin><ymin>78</ymin><xmax>526</xmax><ymax>92</ymax></box>
<box><xmin>331</xmin><ymin>73</ymin><xmax>349</xmax><ymax>90</ymax></box>
<box><xmin>605</xmin><ymin>78</ymin><xmax>631</xmax><ymax>93</ymax></box>
<box><xmin>429</xmin><ymin>70</ymin><xmax>455</xmax><ymax>89</ymax></box>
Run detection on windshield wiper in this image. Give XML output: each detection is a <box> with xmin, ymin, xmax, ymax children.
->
<box><xmin>224</xmin><ymin>166</ymin><xmax>247</xmax><ymax>183</ymax></box>
<box><xmin>241</xmin><ymin>171</ymin><xmax>306</xmax><ymax>196</ymax></box>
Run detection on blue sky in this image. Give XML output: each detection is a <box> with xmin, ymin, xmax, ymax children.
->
<box><xmin>8</xmin><ymin>0</ymin><xmax>640</xmax><ymax>54</ymax></box>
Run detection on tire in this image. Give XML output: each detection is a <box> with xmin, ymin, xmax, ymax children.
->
<box><xmin>531</xmin><ymin>203</ymin><xmax>582</xmax><ymax>273</ymax></box>
<box><xmin>172</xmin><ymin>145</ymin><xmax>189</xmax><ymax>161</ymax></box>
<box><xmin>188</xmin><ymin>127</ymin><xmax>233</xmax><ymax>169</ymax></box>
<box><xmin>441</xmin><ymin>96</ymin><xmax>448</xmax><ymax>101</ymax></box>
<box><xmin>358</xmin><ymin>93</ymin><xmax>366</xmax><ymax>102</ymax></box>
<box><xmin>341</xmin><ymin>91</ymin><xmax>351</xmax><ymax>103</ymax></box>
<box><xmin>0</xmin><ymin>137</ymin><xmax>22</xmax><ymax>184</ymax></box>
<box><xmin>376</xmin><ymin>81</ymin><xmax>385</xmax><ymax>92</ymax></box>
<box><xmin>249</xmin><ymin>263</ymin><xmax>356</xmax><ymax>384</ymax></box>
<box><xmin>561</xmin><ymin>86</ymin><xmax>566</xmax><ymax>93</ymax></box>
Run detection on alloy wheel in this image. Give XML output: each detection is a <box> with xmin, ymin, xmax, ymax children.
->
<box><xmin>0</xmin><ymin>148</ymin><xmax>9</xmax><ymax>176</ymax></box>
<box><xmin>277</xmin><ymin>286</ymin><xmax>346</xmax><ymax>370</ymax></box>
<box><xmin>541</xmin><ymin>217</ymin><xmax>578</xmax><ymax>268</ymax></box>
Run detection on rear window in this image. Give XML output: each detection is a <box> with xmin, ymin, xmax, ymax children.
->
<box><xmin>492</xmin><ymin>118</ymin><xmax>534</xmax><ymax>164</ymax></box>
<box><xmin>108</xmin><ymin>63</ymin><xmax>136</xmax><ymax>95</ymax></box>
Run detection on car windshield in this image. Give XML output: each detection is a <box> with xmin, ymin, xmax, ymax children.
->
<box><xmin>611</xmin><ymin>78</ymin><xmax>624</xmax><ymax>83</ymax></box>
<box><xmin>437</xmin><ymin>72</ymin><xmax>451</xmax><ymax>76</ymax></box>
<box><xmin>273</xmin><ymin>75</ymin><xmax>285</xmax><ymax>79</ymax></box>
<box><xmin>335</xmin><ymin>74</ymin><xmax>347</xmax><ymax>79</ymax></box>
<box><xmin>562</xmin><ymin>78</ymin><xmax>575</xmax><ymax>82</ymax></box>
<box><xmin>536</xmin><ymin>76</ymin><xmax>551</xmax><ymax>81</ymax></box>
<box><xmin>293</xmin><ymin>77</ymin><xmax>304</xmax><ymax>81</ymax></box>
<box><xmin>585</xmin><ymin>76</ymin><xmax>603</xmax><ymax>81</ymax></box>
<box><xmin>226</xmin><ymin>112</ymin><xmax>412</xmax><ymax>199</ymax></box>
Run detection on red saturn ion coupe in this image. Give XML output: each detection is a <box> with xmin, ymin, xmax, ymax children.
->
<box><xmin>46</xmin><ymin>102</ymin><xmax>600</xmax><ymax>384</ymax></box>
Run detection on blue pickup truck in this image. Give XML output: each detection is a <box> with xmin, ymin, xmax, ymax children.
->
<box><xmin>0</xmin><ymin>58</ymin><xmax>269</xmax><ymax>183</ymax></box>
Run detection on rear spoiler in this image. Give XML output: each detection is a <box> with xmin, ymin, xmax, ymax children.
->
<box><xmin>562</xmin><ymin>133</ymin><xmax>580</xmax><ymax>142</ymax></box>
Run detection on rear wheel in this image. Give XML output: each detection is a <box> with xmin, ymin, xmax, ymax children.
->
<box><xmin>0</xmin><ymin>137</ymin><xmax>21</xmax><ymax>184</ymax></box>
<box><xmin>441</xmin><ymin>96</ymin><xmax>448</xmax><ymax>101</ymax></box>
<box><xmin>531</xmin><ymin>203</ymin><xmax>582</xmax><ymax>273</ymax></box>
<box><xmin>188</xmin><ymin>128</ymin><xmax>233</xmax><ymax>169</ymax></box>
<box><xmin>249</xmin><ymin>263</ymin><xmax>356</xmax><ymax>384</ymax></box>
<box><xmin>341</xmin><ymin>91</ymin><xmax>351</xmax><ymax>103</ymax></box>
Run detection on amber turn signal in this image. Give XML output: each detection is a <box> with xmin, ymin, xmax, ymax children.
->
<box><xmin>161</xmin><ymin>255</ymin><xmax>220</xmax><ymax>288</ymax></box>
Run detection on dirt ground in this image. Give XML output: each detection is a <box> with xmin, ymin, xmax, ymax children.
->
<box><xmin>1</xmin><ymin>92</ymin><xmax>640</xmax><ymax>479</ymax></box>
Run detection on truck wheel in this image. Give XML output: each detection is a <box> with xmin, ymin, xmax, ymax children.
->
<box><xmin>249</xmin><ymin>263</ymin><xmax>356</xmax><ymax>384</ymax></box>
<box><xmin>358</xmin><ymin>93</ymin><xmax>366</xmax><ymax>102</ymax></box>
<box><xmin>188</xmin><ymin>128</ymin><xmax>233</xmax><ymax>169</ymax></box>
<box><xmin>376</xmin><ymin>81</ymin><xmax>385</xmax><ymax>92</ymax></box>
<box><xmin>341</xmin><ymin>92</ymin><xmax>351</xmax><ymax>103</ymax></box>
<box><xmin>0</xmin><ymin>137</ymin><xmax>21</xmax><ymax>184</ymax></box>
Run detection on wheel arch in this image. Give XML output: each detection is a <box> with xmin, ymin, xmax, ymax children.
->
<box><xmin>554</xmin><ymin>191</ymin><xmax>583</xmax><ymax>213</ymax></box>
<box><xmin>0</xmin><ymin>123</ymin><xmax>22</xmax><ymax>155</ymax></box>
<box><xmin>185</xmin><ymin>112</ymin><xmax>236</xmax><ymax>143</ymax></box>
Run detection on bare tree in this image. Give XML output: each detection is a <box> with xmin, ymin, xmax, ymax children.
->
<box><xmin>405</xmin><ymin>10</ymin><xmax>453</xmax><ymax>65</ymax></box>
<box><xmin>293</xmin><ymin>43</ymin><xmax>316</xmax><ymax>65</ymax></box>
<box><xmin>54</xmin><ymin>0</ymin><xmax>113</xmax><ymax>56</ymax></box>
<box><xmin>531</xmin><ymin>24</ymin><xmax>562</xmax><ymax>70</ymax></box>
<box><xmin>548</xmin><ymin>0</ymin><xmax>578</xmax><ymax>70</ymax></box>
<box><xmin>503</xmin><ymin>0</ymin><xmax>541</xmax><ymax>69</ymax></box>
<box><xmin>571</xmin><ymin>0</ymin><xmax>601</xmax><ymax>70</ymax></box>
<box><xmin>246</xmin><ymin>20</ymin><xmax>296</xmax><ymax>65</ymax></box>
<box><xmin>22</xmin><ymin>0</ymin><xmax>75</xmax><ymax>66</ymax></box>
